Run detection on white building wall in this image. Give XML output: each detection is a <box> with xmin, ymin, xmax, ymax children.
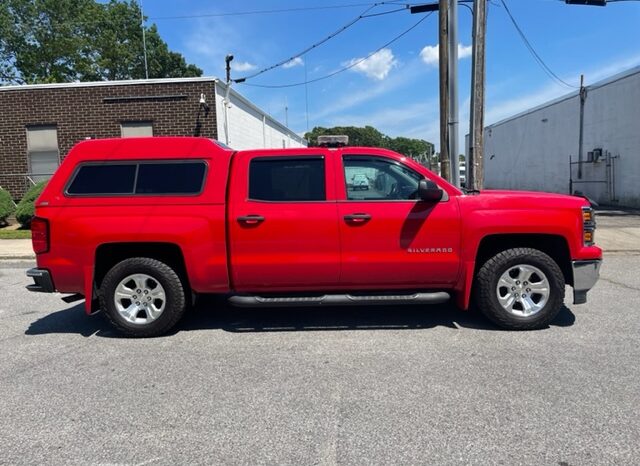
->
<box><xmin>214</xmin><ymin>81</ymin><xmax>306</xmax><ymax>150</ymax></box>
<box><xmin>479</xmin><ymin>67</ymin><xmax>640</xmax><ymax>207</ymax></box>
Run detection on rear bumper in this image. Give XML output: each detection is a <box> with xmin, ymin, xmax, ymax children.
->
<box><xmin>26</xmin><ymin>268</ymin><xmax>55</xmax><ymax>293</ymax></box>
<box><xmin>572</xmin><ymin>259</ymin><xmax>601</xmax><ymax>304</ymax></box>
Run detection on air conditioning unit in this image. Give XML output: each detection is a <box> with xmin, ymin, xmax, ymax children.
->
<box><xmin>592</xmin><ymin>148</ymin><xmax>603</xmax><ymax>163</ymax></box>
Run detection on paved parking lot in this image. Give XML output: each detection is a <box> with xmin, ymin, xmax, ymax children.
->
<box><xmin>1</xmin><ymin>255</ymin><xmax>639</xmax><ymax>465</ymax></box>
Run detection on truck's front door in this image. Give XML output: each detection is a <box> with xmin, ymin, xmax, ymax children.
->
<box><xmin>336</xmin><ymin>153</ymin><xmax>461</xmax><ymax>288</ymax></box>
<box><xmin>229</xmin><ymin>150</ymin><xmax>340</xmax><ymax>292</ymax></box>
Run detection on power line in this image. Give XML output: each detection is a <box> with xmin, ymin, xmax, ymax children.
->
<box><xmin>499</xmin><ymin>0</ymin><xmax>579</xmax><ymax>88</ymax></box>
<box><xmin>237</xmin><ymin>13</ymin><xmax>433</xmax><ymax>89</ymax></box>
<box><xmin>149</xmin><ymin>2</ymin><xmax>381</xmax><ymax>20</ymax></box>
<box><xmin>238</xmin><ymin>3</ymin><xmax>408</xmax><ymax>82</ymax></box>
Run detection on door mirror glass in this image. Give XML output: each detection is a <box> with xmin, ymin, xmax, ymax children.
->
<box><xmin>418</xmin><ymin>179</ymin><xmax>443</xmax><ymax>202</ymax></box>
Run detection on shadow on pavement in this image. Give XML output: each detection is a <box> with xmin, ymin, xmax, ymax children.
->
<box><xmin>25</xmin><ymin>297</ymin><xmax>576</xmax><ymax>338</ymax></box>
<box><xmin>24</xmin><ymin>303</ymin><xmax>117</xmax><ymax>338</ymax></box>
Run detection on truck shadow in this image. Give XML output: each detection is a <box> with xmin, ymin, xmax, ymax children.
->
<box><xmin>25</xmin><ymin>299</ymin><xmax>576</xmax><ymax>337</ymax></box>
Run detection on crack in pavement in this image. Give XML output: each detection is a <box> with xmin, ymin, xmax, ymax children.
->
<box><xmin>599</xmin><ymin>277</ymin><xmax>640</xmax><ymax>292</ymax></box>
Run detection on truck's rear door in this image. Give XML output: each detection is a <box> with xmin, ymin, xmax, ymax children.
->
<box><xmin>228</xmin><ymin>149</ymin><xmax>340</xmax><ymax>291</ymax></box>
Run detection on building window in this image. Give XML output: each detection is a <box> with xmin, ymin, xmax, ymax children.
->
<box><xmin>249</xmin><ymin>157</ymin><xmax>325</xmax><ymax>202</ymax></box>
<box><xmin>121</xmin><ymin>121</ymin><xmax>153</xmax><ymax>137</ymax></box>
<box><xmin>26</xmin><ymin>126</ymin><xmax>60</xmax><ymax>182</ymax></box>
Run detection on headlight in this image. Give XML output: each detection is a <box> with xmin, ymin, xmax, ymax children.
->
<box><xmin>582</xmin><ymin>206</ymin><xmax>596</xmax><ymax>246</ymax></box>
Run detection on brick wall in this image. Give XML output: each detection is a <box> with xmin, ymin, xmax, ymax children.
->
<box><xmin>0</xmin><ymin>79</ymin><xmax>218</xmax><ymax>199</ymax></box>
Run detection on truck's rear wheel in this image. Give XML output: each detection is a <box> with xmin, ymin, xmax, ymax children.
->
<box><xmin>474</xmin><ymin>248</ymin><xmax>565</xmax><ymax>330</ymax></box>
<box><xmin>99</xmin><ymin>257</ymin><xmax>186</xmax><ymax>337</ymax></box>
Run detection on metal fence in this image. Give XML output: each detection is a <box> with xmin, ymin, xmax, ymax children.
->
<box><xmin>0</xmin><ymin>173</ymin><xmax>53</xmax><ymax>202</ymax></box>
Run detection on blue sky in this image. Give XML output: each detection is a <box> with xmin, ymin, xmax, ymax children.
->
<box><xmin>143</xmin><ymin>0</ymin><xmax>640</xmax><ymax>148</ymax></box>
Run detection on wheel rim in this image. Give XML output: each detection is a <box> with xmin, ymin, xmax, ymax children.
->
<box><xmin>114</xmin><ymin>273</ymin><xmax>166</xmax><ymax>325</ymax></box>
<box><xmin>496</xmin><ymin>264</ymin><xmax>550</xmax><ymax>317</ymax></box>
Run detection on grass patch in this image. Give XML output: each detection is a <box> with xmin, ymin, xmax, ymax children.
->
<box><xmin>0</xmin><ymin>229</ymin><xmax>32</xmax><ymax>239</ymax></box>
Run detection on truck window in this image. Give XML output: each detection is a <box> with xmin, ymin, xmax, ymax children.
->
<box><xmin>249</xmin><ymin>157</ymin><xmax>325</xmax><ymax>202</ymax></box>
<box><xmin>66</xmin><ymin>161</ymin><xmax>206</xmax><ymax>196</ymax></box>
<box><xmin>67</xmin><ymin>164</ymin><xmax>136</xmax><ymax>195</ymax></box>
<box><xmin>343</xmin><ymin>156</ymin><xmax>423</xmax><ymax>201</ymax></box>
<box><xmin>135</xmin><ymin>162</ymin><xmax>206</xmax><ymax>194</ymax></box>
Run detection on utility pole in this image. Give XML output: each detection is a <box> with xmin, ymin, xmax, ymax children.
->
<box><xmin>447</xmin><ymin>0</ymin><xmax>459</xmax><ymax>187</ymax></box>
<box><xmin>285</xmin><ymin>96</ymin><xmax>289</xmax><ymax>127</ymax></box>
<box><xmin>223</xmin><ymin>54</ymin><xmax>234</xmax><ymax>145</ymax></box>
<box><xmin>140</xmin><ymin>1</ymin><xmax>149</xmax><ymax>79</ymax></box>
<box><xmin>468</xmin><ymin>0</ymin><xmax>487</xmax><ymax>190</ymax></box>
<box><xmin>438</xmin><ymin>0</ymin><xmax>450</xmax><ymax>181</ymax></box>
<box><xmin>410</xmin><ymin>1</ymin><xmax>450</xmax><ymax>181</ymax></box>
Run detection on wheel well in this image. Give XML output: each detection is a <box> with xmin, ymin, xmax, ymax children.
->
<box><xmin>475</xmin><ymin>234</ymin><xmax>573</xmax><ymax>286</ymax></box>
<box><xmin>94</xmin><ymin>243</ymin><xmax>190</xmax><ymax>290</ymax></box>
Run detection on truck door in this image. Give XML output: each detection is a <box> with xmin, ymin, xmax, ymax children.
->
<box><xmin>228</xmin><ymin>150</ymin><xmax>340</xmax><ymax>292</ymax></box>
<box><xmin>337</xmin><ymin>153</ymin><xmax>461</xmax><ymax>288</ymax></box>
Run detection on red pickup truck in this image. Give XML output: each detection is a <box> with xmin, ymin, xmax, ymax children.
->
<box><xmin>26</xmin><ymin>137</ymin><xmax>601</xmax><ymax>337</ymax></box>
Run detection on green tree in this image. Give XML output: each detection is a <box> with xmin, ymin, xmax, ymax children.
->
<box><xmin>305</xmin><ymin>126</ymin><xmax>387</xmax><ymax>148</ymax></box>
<box><xmin>0</xmin><ymin>187</ymin><xmax>16</xmax><ymax>225</ymax></box>
<box><xmin>304</xmin><ymin>125</ymin><xmax>434</xmax><ymax>163</ymax></box>
<box><xmin>0</xmin><ymin>0</ymin><xmax>202</xmax><ymax>85</ymax></box>
<box><xmin>386</xmin><ymin>136</ymin><xmax>433</xmax><ymax>159</ymax></box>
<box><xmin>15</xmin><ymin>181</ymin><xmax>46</xmax><ymax>226</ymax></box>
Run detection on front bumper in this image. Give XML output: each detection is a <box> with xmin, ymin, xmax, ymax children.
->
<box><xmin>572</xmin><ymin>259</ymin><xmax>601</xmax><ymax>304</ymax></box>
<box><xmin>26</xmin><ymin>268</ymin><xmax>55</xmax><ymax>293</ymax></box>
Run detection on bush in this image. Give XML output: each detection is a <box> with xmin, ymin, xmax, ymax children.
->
<box><xmin>0</xmin><ymin>188</ymin><xmax>16</xmax><ymax>225</ymax></box>
<box><xmin>16</xmin><ymin>181</ymin><xmax>47</xmax><ymax>227</ymax></box>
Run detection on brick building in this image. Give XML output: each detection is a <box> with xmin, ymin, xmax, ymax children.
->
<box><xmin>0</xmin><ymin>77</ymin><xmax>306</xmax><ymax>198</ymax></box>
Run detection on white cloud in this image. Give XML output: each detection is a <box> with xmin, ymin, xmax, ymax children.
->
<box><xmin>346</xmin><ymin>48</ymin><xmax>398</xmax><ymax>80</ymax></box>
<box><xmin>182</xmin><ymin>18</ymin><xmax>236</xmax><ymax>76</ymax></box>
<box><xmin>420</xmin><ymin>44</ymin><xmax>472</xmax><ymax>67</ymax></box>
<box><xmin>283</xmin><ymin>57</ymin><xmax>304</xmax><ymax>69</ymax></box>
<box><xmin>312</xmin><ymin>57</ymin><xmax>425</xmax><ymax>122</ymax></box>
<box><xmin>231</xmin><ymin>61</ymin><xmax>257</xmax><ymax>72</ymax></box>
<box><xmin>420</xmin><ymin>45</ymin><xmax>439</xmax><ymax>66</ymax></box>
<box><xmin>458</xmin><ymin>44</ymin><xmax>472</xmax><ymax>59</ymax></box>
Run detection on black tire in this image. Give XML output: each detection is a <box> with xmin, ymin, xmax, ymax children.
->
<box><xmin>99</xmin><ymin>257</ymin><xmax>187</xmax><ymax>337</ymax></box>
<box><xmin>474</xmin><ymin>247</ymin><xmax>565</xmax><ymax>330</ymax></box>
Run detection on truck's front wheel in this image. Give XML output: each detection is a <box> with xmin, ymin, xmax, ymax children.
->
<box><xmin>99</xmin><ymin>257</ymin><xmax>186</xmax><ymax>337</ymax></box>
<box><xmin>474</xmin><ymin>248</ymin><xmax>565</xmax><ymax>330</ymax></box>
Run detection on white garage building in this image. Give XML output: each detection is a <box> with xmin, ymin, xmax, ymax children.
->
<box><xmin>477</xmin><ymin>66</ymin><xmax>640</xmax><ymax>207</ymax></box>
<box><xmin>215</xmin><ymin>79</ymin><xmax>307</xmax><ymax>150</ymax></box>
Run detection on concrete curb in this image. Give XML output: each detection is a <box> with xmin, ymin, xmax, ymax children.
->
<box><xmin>0</xmin><ymin>255</ymin><xmax>36</xmax><ymax>260</ymax></box>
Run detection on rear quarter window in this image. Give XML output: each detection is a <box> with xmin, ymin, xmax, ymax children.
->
<box><xmin>66</xmin><ymin>161</ymin><xmax>207</xmax><ymax>196</ymax></box>
<box><xmin>135</xmin><ymin>162</ymin><xmax>206</xmax><ymax>194</ymax></box>
<box><xmin>66</xmin><ymin>164</ymin><xmax>136</xmax><ymax>195</ymax></box>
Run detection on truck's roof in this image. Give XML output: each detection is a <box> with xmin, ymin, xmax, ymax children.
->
<box><xmin>66</xmin><ymin>137</ymin><xmax>404</xmax><ymax>161</ymax></box>
<box><xmin>68</xmin><ymin>137</ymin><xmax>232</xmax><ymax>161</ymax></box>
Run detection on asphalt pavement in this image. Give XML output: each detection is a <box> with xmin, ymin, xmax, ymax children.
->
<box><xmin>1</xmin><ymin>255</ymin><xmax>639</xmax><ymax>465</ymax></box>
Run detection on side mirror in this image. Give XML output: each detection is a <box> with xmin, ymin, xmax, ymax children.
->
<box><xmin>418</xmin><ymin>179</ymin><xmax>443</xmax><ymax>202</ymax></box>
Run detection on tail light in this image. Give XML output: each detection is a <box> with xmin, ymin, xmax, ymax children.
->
<box><xmin>31</xmin><ymin>217</ymin><xmax>49</xmax><ymax>254</ymax></box>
